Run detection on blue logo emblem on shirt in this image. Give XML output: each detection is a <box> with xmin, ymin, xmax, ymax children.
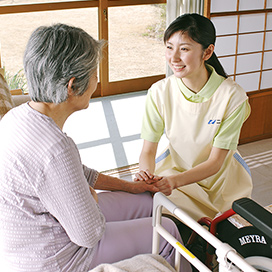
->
<box><xmin>208</xmin><ymin>119</ymin><xmax>221</xmax><ymax>125</ymax></box>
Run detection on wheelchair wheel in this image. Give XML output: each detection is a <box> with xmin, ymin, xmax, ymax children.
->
<box><xmin>245</xmin><ymin>256</ymin><xmax>272</xmax><ymax>272</ymax></box>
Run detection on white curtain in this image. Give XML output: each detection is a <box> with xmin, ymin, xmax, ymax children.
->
<box><xmin>166</xmin><ymin>0</ymin><xmax>204</xmax><ymax>26</ymax></box>
<box><xmin>166</xmin><ymin>0</ymin><xmax>204</xmax><ymax>76</ymax></box>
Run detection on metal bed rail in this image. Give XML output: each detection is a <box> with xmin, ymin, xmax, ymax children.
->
<box><xmin>152</xmin><ymin>192</ymin><xmax>258</xmax><ymax>272</ymax></box>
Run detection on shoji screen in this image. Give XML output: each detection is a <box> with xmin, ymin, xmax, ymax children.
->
<box><xmin>205</xmin><ymin>0</ymin><xmax>272</xmax><ymax>143</ymax></box>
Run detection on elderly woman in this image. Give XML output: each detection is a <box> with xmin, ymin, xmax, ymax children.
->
<box><xmin>0</xmin><ymin>24</ymin><xmax>191</xmax><ymax>272</ymax></box>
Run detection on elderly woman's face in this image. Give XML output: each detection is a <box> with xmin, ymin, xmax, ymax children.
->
<box><xmin>83</xmin><ymin>70</ymin><xmax>98</xmax><ymax>109</ymax></box>
<box><xmin>86</xmin><ymin>70</ymin><xmax>98</xmax><ymax>97</ymax></box>
<box><xmin>71</xmin><ymin>70</ymin><xmax>98</xmax><ymax>111</ymax></box>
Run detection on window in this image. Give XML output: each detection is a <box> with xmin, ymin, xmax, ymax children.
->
<box><xmin>205</xmin><ymin>0</ymin><xmax>272</xmax><ymax>92</ymax></box>
<box><xmin>0</xmin><ymin>0</ymin><xmax>166</xmax><ymax>97</ymax></box>
<box><xmin>205</xmin><ymin>0</ymin><xmax>272</xmax><ymax>142</ymax></box>
<box><xmin>108</xmin><ymin>5</ymin><xmax>165</xmax><ymax>82</ymax></box>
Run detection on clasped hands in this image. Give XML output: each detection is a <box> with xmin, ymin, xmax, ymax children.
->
<box><xmin>134</xmin><ymin>169</ymin><xmax>174</xmax><ymax>196</ymax></box>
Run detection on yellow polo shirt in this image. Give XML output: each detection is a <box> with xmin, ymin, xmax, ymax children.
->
<box><xmin>141</xmin><ymin>65</ymin><xmax>250</xmax><ymax>150</ymax></box>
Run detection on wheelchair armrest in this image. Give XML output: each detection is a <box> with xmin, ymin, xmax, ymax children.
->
<box><xmin>232</xmin><ymin>198</ymin><xmax>272</xmax><ymax>240</ymax></box>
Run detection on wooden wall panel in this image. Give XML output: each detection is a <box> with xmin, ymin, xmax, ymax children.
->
<box><xmin>264</xmin><ymin>95</ymin><xmax>272</xmax><ymax>134</ymax></box>
<box><xmin>240</xmin><ymin>90</ymin><xmax>272</xmax><ymax>144</ymax></box>
<box><xmin>205</xmin><ymin>0</ymin><xmax>272</xmax><ymax>144</ymax></box>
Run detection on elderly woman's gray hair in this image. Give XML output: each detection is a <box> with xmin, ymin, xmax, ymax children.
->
<box><xmin>24</xmin><ymin>24</ymin><xmax>104</xmax><ymax>104</ymax></box>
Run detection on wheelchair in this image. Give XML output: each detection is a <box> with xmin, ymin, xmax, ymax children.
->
<box><xmin>152</xmin><ymin>193</ymin><xmax>272</xmax><ymax>272</ymax></box>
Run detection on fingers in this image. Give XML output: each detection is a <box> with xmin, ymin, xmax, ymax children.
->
<box><xmin>130</xmin><ymin>180</ymin><xmax>159</xmax><ymax>194</ymax></box>
<box><xmin>152</xmin><ymin>175</ymin><xmax>163</xmax><ymax>181</ymax></box>
<box><xmin>152</xmin><ymin>178</ymin><xmax>173</xmax><ymax>196</ymax></box>
<box><xmin>134</xmin><ymin>169</ymin><xmax>154</xmax><ymax>182</ymax></box>
<box><xmin>146</xmin><ymin>184</ymin><xmax>160</xmax><ymax>194</ymax></box>
<box><xmin>131</xmin><ymin>176</ymin><xmax>173</xmax><ymax>196</ymax></box>
<box><xmin>133</xmin><ymin>170</ymin><xmax>173</xmax><ymax>195</ymax></box>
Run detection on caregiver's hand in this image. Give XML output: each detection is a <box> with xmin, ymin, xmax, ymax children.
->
<box><xmin>134</xmin><ymin>169</ymin><xmax>162</xmax><ymax>183</ymax></box>
<box><xmin>151</xmin><ymin>176</ymin><xmax>175</xmax><ymax>196</ymax></box>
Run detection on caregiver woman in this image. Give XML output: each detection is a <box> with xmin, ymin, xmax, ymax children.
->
<box><xmin>135</xmin><ymin>13</ymin><xmax>253</xmax><ymax>221</ymax></box>
<box><xmin>0</xmin><ymin>24</ymin><xmax>192</xmax><ymax>272</ymax></box>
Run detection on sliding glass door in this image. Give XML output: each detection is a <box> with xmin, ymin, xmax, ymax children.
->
<box><xmin>0</xmin><ymin>0</ymin><xmax>166</xmax><ymax>97</ymax></box>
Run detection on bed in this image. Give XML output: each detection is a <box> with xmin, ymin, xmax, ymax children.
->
<box><xmin>90</xmin><ymin>193</ymin><xmax>264</xmax><ymax>272</ymax></box>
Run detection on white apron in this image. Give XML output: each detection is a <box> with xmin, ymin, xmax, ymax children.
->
<box><xmin>151</xmin><ymin>76</ymin><xmax>253</xmax><ymax>221</ymax></box>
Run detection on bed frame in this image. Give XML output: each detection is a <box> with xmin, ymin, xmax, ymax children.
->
<box><xmin>152</xmin><ymin>192</ymin><xmax>264</xmax><ymax>272</ymax></box>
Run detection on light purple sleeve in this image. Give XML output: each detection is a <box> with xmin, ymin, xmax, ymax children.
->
<box><xmin>37</xmin><ymin>145</ymin><xmax>105</xmax><ymax>248</ymax></box>
<box><xmin>82</xmin><ymin>164</ymin><xmax>99</xmax><ymax>188</ymax></box>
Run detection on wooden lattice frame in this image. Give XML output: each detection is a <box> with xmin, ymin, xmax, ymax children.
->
<box><xmin>204</xmin><ymin>0</ymin><xmax>272</xmax><ymax>93</ymax></box>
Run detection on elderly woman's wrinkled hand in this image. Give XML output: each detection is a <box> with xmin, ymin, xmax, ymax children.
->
<box><xmin>129</xmin><ymin>179</ymin><xmax>159</xmax><ymax>194</ymax></box>
<box><xmin>133</xmin><ymin>169</ymin><xmax>169</xmax><ymax>195</ymax></box>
